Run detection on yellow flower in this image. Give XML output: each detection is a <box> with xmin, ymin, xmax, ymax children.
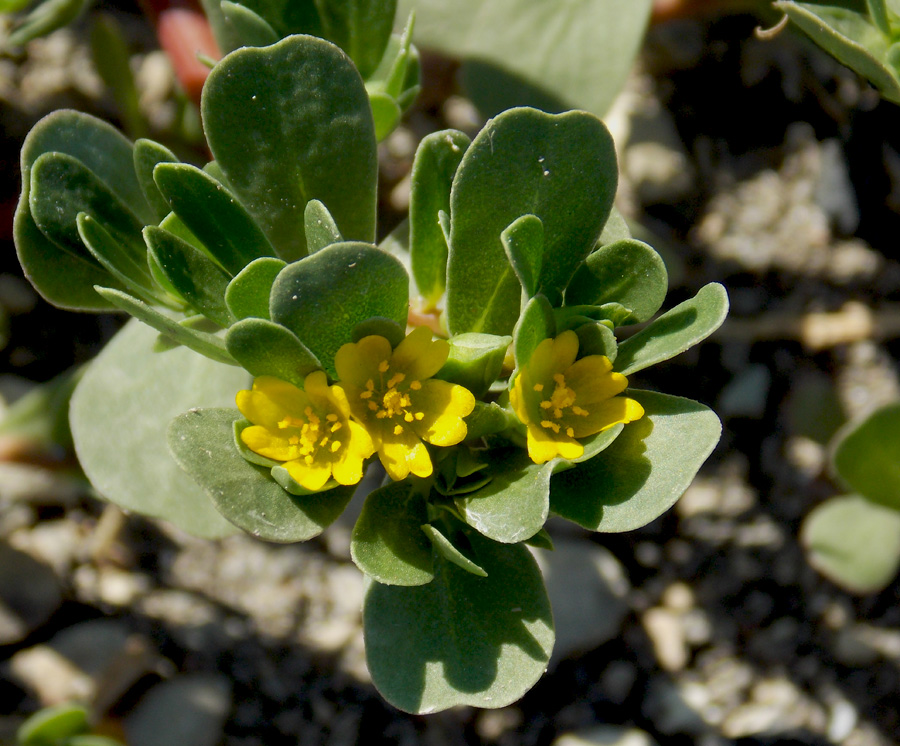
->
<box><xmin>335</xmin><ymin>326</ymin><xmax>476</xmax><ymax>481</ymax></box>
<box><xmin>510</xmin><ymin>330</ymin><xmax>644</xmax><ymax>464</ymax></box>
<box><xmin>236</xmin><ymin>372</ymin><xmax>375</xmax><ymax>492</ymax></box>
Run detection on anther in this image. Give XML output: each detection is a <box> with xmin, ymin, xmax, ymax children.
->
<box><xmin>533</xmin><ymin>383</ymin><xmax>544</xmax><ymax>392</ymax></box>
<box><xmin>393</xmin><ymin>424</ymin><xmax>404</xmax><ymax>435</ymax></box>
<box><xmin>378</xmin><ymin>360</ymin><xmax>390</xmax><ymax>373</ymax></box>
<box><xmin>410</xmin><ymin>380</ymin><xmax>422</xmax><ymax>390</ymax></box>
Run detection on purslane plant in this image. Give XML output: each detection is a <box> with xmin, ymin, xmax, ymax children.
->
<box><xmin>14</xmin><ymin>18</ymin><xmax>728</xmax><ymax>714</ymax></box>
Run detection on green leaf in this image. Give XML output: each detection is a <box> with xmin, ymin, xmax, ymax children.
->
<box><xmin>550</xmin><ymin>390</ymin><xmax>721</xmax><ymax>532</ymax></box>
<box><xmin>14</xmin><ymin>198</ymin><xmax>120</xmax><ymax>311</ymax></box>
<box><xmin>867</xmin><ymin>0</ymin><xmax>892</xmax><ymax>35</ymax></box>
<box><xmin>67</xmin><ymin>736</ymin><xmax>127</xmax><ymax>746</ymax></box>
<box><xmin>455</xmin><ymin>427</ymin><xmax>622</xmax><ymax>544</ymax></box>
<box><xmin>153</xmin><ymin>162</ymin><xmax>275</xmax><ymax>275</ymax></box>
<box><xmin>224</xmin><ymin>257</ymin><xmax>286</xmax><ymax>320</ymax></box>
<box><xmin>76</xmin><ymin>214</ymin><xmax>163</xmax><ymax>306</ymax></box>
<box><xmin>409</xmin><ymin>129</ymin><xmax>470</xmax><ymax>305</ymax></box>
<box><xmin>29</xmin><ymin>152</ymin><xmax>145</xmax><ymax>265</ymax></box>
<box><xmin>7</xmin><ymin>0</ymin><xmax>90</xmax><ymax>46</ymax></box>
<box><xmin>70</xmin><ymin>319</ymin><xmax>241</xmax><ymax>537</ymax></box>
<box><xmin>351</xmin><ymin>317</ymin><xmax>405</xmax><ymax>347</ymax></box>
<box><xmin>91</xmin><ymin>13</ymin><xmax>146</xmax><ymax>140</ymax></box>
<box><xmin>566</xmin><ymin>239</ymin><xmax>668</xmax><ymax>323</ymax></box>
<box><xmin>512</xmin><ymin>294</ymin><xmax>555</xmax><ymax>373</ymax></box>
<box><xmin>599</xmin><ymin>206</ymin><xmax>631</xmax><ymax>244</ymax></box>
<box><xmin>368</xmin><ymin>91</ymin><xmax>402</xmax><ymax>142</ymax></box>
<box><xmin>17</xmin><ymin>703</ymin><xmax>89</xmax><ymax>744</ymax></box>
<box><xmin>351</xmin><ymin>480</ymin><xmax>434</xmax><ymax>586</ymax></box>
<box><xmin>613</xmin><ymin>283</ymin><xmax>729</xmax><ymax>376</ymax></box>
<box><xmin>463</xmin><ymin>401</ymin><xmax>516</xmax><ymax>441</ymax></box>
<box><xmin>270</xmin><ymin>242</ymin><xmax>409</xmax><ymax>376</ymax></box>
<box><xmin>776</xmin><ymin>1</ymin><xmax>900</xmax><ymax>104</ymax></box>
<box><xmin>21</xmin><ymin>109</ymin><xmax>153</xmax><ymax>223</ymax></box>
<box><xmin>15</xmin><ymin>110</ymin><xmax>149</xmax><ymax>311</ymax></box>
<box><xmin>802</xmin><ymin>494</ymin><xmax>900</xmax><ymax>594</ymax></box>
<box><xmin>501</xmin><ymin>214</ymin><xmax>543</xmax><ymax>300</ymax></box>
<box><xmin>364</xmin><ymin>532</ymin><xmax>553</xmax><ymax>713</ymax></box>
<box><xmin>832</xmin><ymin>402</ymin><xmax>900</xmax><ymax>509</ymax></box>
<box><xmin>437</xmin><ymin>333</ymin><xmax>511</xmax><ymax>399</ymax></box>
<box><xmin>201</xmin><ymin>35</ymin><xmax>377</xmax><ymax>261</ymax></box>
<box><xmin>221</xmin><ymin>0</ymin><xmax>279</xmax><ymax>46</ymax></box>
<box><xmin>225</xmin><ymin>318</ymin><xmax>320</xmax><ymax>387</ymax></box>
<box><xmin>133</xmin><ymin>139</ymin><xmax>180</xmax><ymax>223</ymax></box>
<box><xmin>397</xmin><ymin>0</ymin><xmax>651</xmax><ymax>118</ymax></box>
<box><xmin>233</xmin><ymin>419</ymin><xmax>280</xmax><ymax>467</ymax></box>
<box><xmin>574</xmin><ymin>321</ymin><xmax>618</xmax><ymax>362</ymax></box>
<box><xmin>169</xmin><ymin>408</ymin><xmax>354</xmax><ymax>542</ymax></box>
<box><xmin>316</xmin><ymin>0</ymin><xmax>397</xmax><ymax>79</ymax></box>
<box><xmin>446</xmin><ymin>108</ymin><xmax>617</xmax><ymax>334</ymax></box>
<box><xmin>304</xmin><ymin>199</ymin><xmax>343</xmax><ymax>253</ymax></box>
<box><xmin>95</xmin><ymin>288</ymin><xmax>235</xmax><ymax>365</ymax></box>
<box><xmin>144</xmin><ymin>226</ymin><xmax>234</xmax><ymax>327</ymax></box>
<box><xmin>421</xmin><ymin>524</ymin><xmax>487</xmax><ymax>577</ymax></box>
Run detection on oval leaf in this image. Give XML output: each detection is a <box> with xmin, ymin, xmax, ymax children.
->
<box><xmin>613</xmin><ymin>282</ymin><xmax>729</xmax><ymax>376</ymax></box>
<box><xmin>351</xmin><ymin>480</ymin><xmax>434</xmax><ymax>586</ymax></box>
<box><xmin>144</xmin><ymin>226</ymin><xmax>234</xmax><ymax>327</ymax></box>
<box><xmin>269</xmin><ymin>242</ymin><xmax>409</xmax><ymax>375</ymax></box>
<box><xmin>566</xmin><ymin>238</ymin><xmax>668</xmax><ymax>323</ymax></box>
<box><xmin>202</xmin><ymin>35</ymin><xmax>377</xmax><ymax>260</ymax></box>
<box><xmin>802</xmin><ymin>494</ymin><xmax>900</xmax><ymax>594</ymax></box>
<box><xmin>409</xmin><ymin>129</ymin><xmax>470</xmax><ymax>304</ymax></box>
<box><xmin>224</xmin><ymin>256</ymin><xmax>286</xmax><ymax>320</ymax></box>
<box><xmin>364</xmin><ymin>532</ymin><xmax>553</xmax><ymax>713</ymax></box>
<box><xmin>831</xmin><ymin>402</ymin><xmax>900</xmax><ymax>509</ymax></box>
<box><xmin>70</xmin><ymin>319</ymin><xmax>243</xmax><ymax>537</ymax></box>
<box><xmin>169</xmin><ymin>408</ymin><xmax>354</xmax><ymax>542</ymax></box>
<box><xmin>225</xmin><ymin>318</ymin><xmax>320</xmax><ymax>387</ymax></box>
<box><xmin>550</xmin><ymin>390</ymin><xmax>721</xmax><ymax>532</ymax></box>
<box><xmin>447</xmin><ymin>107</ymin><xmax>616</xmax><ymax>334</ymax></box>
<box><xmin>153</xmin><ymin>162</ymin><xmax>276</xmax><ymax>275</ymax></box>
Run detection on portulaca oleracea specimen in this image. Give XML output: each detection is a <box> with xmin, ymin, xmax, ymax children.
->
<box><xmin>14</xmin><ymin>6</ymin><xmax>728</xmax><ymax>714</ymax></box>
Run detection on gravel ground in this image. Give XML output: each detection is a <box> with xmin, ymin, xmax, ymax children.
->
<box><xmin>1</xmin><ymin>9</ymin><xmax>900</xmax><ymax>746</ymax></box>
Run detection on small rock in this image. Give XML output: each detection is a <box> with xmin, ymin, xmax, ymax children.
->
<box><xmin>125</xmin><ymin>673</ymin><xmax>231</xmax><ymax>746</ymax></box>
<box><xmin>553</xmin><ymin>725</ymin><xmax>659</xmax><ymax>746</ymax></box>
<box><xmin>717</xmin><ymin>364</ymin><xmax>771</xmax><ymax>419</ymax></box>
<box><xmin>535</xmin><ymin>538</ymin><xmax>630</xmax><ymax>662</ymax></box>
<box><xmin>0</xmin><ymin>541</ymin><xmax>62</xmax><ymax>644</ymax></box>
<box><xmin>598</xmin><ymin>661</ymin><xmax>637</xmax><ymax>705</ymax></box>
<box><xmin>0</xmin><ymin>463</ymin><xmax>85</xmax><ymax>505</ymax></box>
<box><xmin>643</xmin><ymin>608</ymin><xmax>688</xmax><ymax>672</ymax></box>
<box><xmin>642</xmin><ymin>676</ymin><xmax>709</xmax><ymax>735</ymax></box>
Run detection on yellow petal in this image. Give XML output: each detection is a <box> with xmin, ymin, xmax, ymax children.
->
<box><xmin>236</xmin><ymin>376</ymin><xmax>310</xmax><ymax>428</ymax></box>
<box><xmin>390</xmin><ymin>325</ymin><xmax>449</xmax><ymax>380</ymax></box>
<box><xmin>526</xmin><ymin>423</ymin><xmax>583</xmax><ymax>463</ymax></box>
<box><xmin>241</xmin><ymin>425</ymin><xmax>300</xmax><ymax>461</ymax></box>
<box><xmin>528</xmin><ymin>331</ymin><xmax>579</xmax><ymax>385</ymax></box>
<box><xmin>379</xmin><ymin>428</ymin><xmax>432</xmax><ymax>480</ymax></box>
<box><xmin>285</xmin><ymin>457</ymin><xmax>332</xmax><ymax>491</ymax></box>
<box><xmin>569</xmin><ymin>396</ymin><xmax>644</xmax><ymax>438</ymax></box>
<box><xmin>334</xmin><ymin>335</ymin><xmax>393</xmax><ymax>387</ymax></box>
<box><xmin>509</xmin><ymin>372</ymin><xmax>532</xmax><ymax>426</ymax></box>
<box><xmin>567</xmin><ymin>360</ymin><xmax>628</xmax><ymax>405</ymax></box>
<box><xmin>411</xmin><ymin>379</ymin><xmax>474</xmax><ymax>446</ymax></box>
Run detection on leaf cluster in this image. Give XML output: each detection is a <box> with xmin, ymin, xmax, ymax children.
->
<box><xmin>14</xmin><ymin>22</ymin><xmax>727</xmax><ymax>714</ymax></box>
<box><xmin>802</xmin><ymin>402</ymin><xmax>900</xmax><ymax>593</ymax></box>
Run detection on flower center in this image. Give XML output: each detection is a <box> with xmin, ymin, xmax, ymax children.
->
<box><xmin>278</xmin><ymin>407</ymin><xmax>343</xmax><ymax>464</ymax></box>
<box><xmin>536</xmin><ymin>373</ymin><xmax>589</xmax><ymax>437</ymax></box>
<box><xmin>359</xmin><ymin>361</ymin><xmax>426</xmax><ymax>435</ymax></box>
